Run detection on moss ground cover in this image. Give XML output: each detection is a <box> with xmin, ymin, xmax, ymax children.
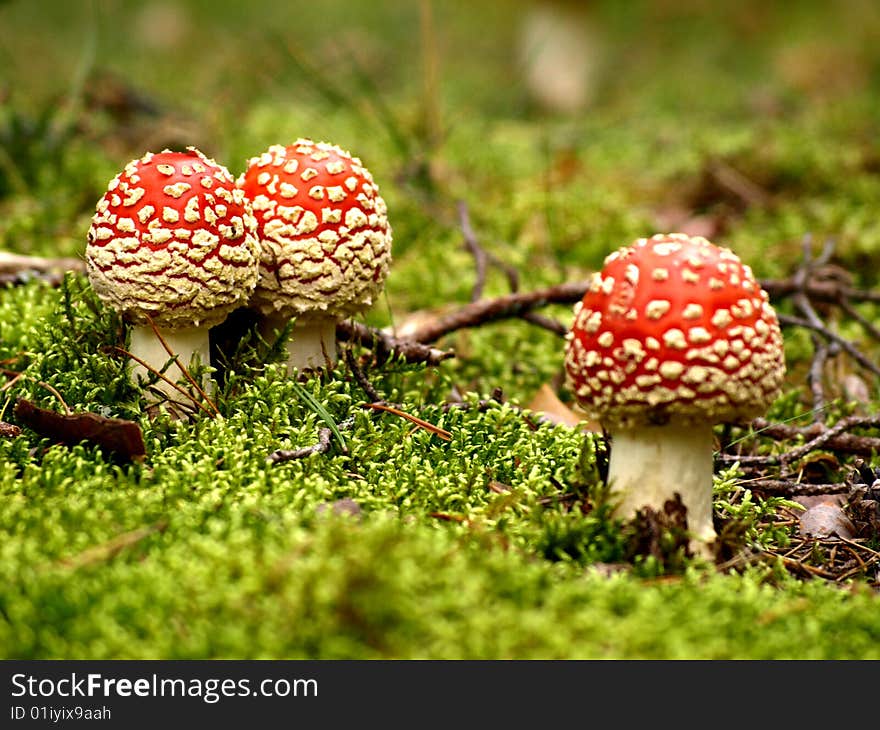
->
<box><xmin>2</xmin><ymin>0</ymin><xmax>880</xmax><ymax>659</ymax></box>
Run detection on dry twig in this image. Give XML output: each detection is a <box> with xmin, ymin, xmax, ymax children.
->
<box><xmin>397</xmin><ymin>281</ymin><xmax>589</xmax><ymax>344</ymax></box>
<box><xmin>362</xmin><ymin>402</ymin><xmax>452</xmax><ymax>441</ymax></box>
<box><xmin>335</xmin><ymin>320</ymin><xmax>453</xmax><ymax>366</ymax></box>
<box><xmin>59</xmin><ymin>521</ymin><xmax>167</xmax><ymax>569</ymax></box>
<box><xmin>267</xmin><ymin>428</ymin><xmax>333</xmax><ymax>464</ymax></box>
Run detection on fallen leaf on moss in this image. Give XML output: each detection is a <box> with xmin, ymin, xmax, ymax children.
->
<box><xmin>527</xmin><ymin>383</ymin><xmax>596</xmax><ymax>430</ymax></box>
<box><xmin>14</xmin><ymin>398</ymin><xmax>146</xmax><ymax>462</ymax></box>
<box><xmin>0</xmin><ymin>421</ymin><xmax>20</xmax><ymax>437</ymax></box>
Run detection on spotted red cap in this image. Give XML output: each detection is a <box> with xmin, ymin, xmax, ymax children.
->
<box><xmin>564</xmin><ymin>233</ymin><xmax>786</xmax><ymax>429</ymax></box>
<box><xmin>237</xmin><ymin>138</ymin><xmax>392</xmax><ymax>319</ymax></box>
<box><xmin>86</xmin><ymin>147</ymin><xmax>259</xmax><ymax>329</ymax></box>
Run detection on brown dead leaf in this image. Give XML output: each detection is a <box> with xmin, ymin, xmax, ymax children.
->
<box><xmin>527</xmin><ymin>383</ymin><xmax>597</xmax><ymax>430</ymax></box>
<box><xmin>0</xmin><ymin>421</ymin><xmax>20</xmax><ymax>438</ymax></box>
<box><xmin>14</xmin><ymin>398</ymin><xmax>146</xmax><ymax>462</ymax></box>
<box><xmin>799</xmin><ymin>503</ymin><xmax>856</xmax><ymax>539</ymax></box>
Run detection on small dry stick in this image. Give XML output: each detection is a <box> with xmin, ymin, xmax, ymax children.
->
<box><xmin>60</xmin><ymin>521</ymin><xmax>168</xmax><ymax>569</ymax></box>
<box><xmin>459</xmin><ymin>200</ymin><xmax>489</xmax><ymax>302</ymax></box>
<box><xmin>806</xmin><ymin>335</ymin><xmax>830</xmax><ymax>419</ymax></box>
<box><xmin>335</xmin><ymin>320</ymin><xmax>453</xmax><ymax>365</ymax></box>
<box><xmin>458</xmin><ymin>200</ymin><xmax>521</xmax><ymax>294</ymax></box>
<box><xmin>747</xmin><ymin>418</ymin><xmax>880</xmax><ymax>457</ymax></box>
<box><xmin>144</xmin><ymin>387</ymin><xmax>201</xmax><ymax>419</ymax></box>
<box><xmin>401</xmin><ymin>281</ymin><xmax>590</xmax><ymax>344</ymax></box>
<box><xmin>459</xmin><ymin>202</ymin><xmax>571</xmax><ymax>334</ymax></box>
<box><xmin>747</xmin><ymin>480</ymin><xmax>850</xmax><ymax>496</ymax></box>
<box><xmin>777</xmin><ymin>314</ymin><xmax>880</xmax><ymax>379</ymax></box>
<box><xmin>760</xmin><ymin>276</ymin><xmax>880</xmax><ymax>304</ymax></box>
<box><xmin>838</xmin><ymin>298</ymin><xmax>880</xmax><ymax>343</ymax></box>
<box><xmin>344</xmin><ymin>348</ymin><xmax>384</xmax><ymax>404</ymax></box>
<box><xmin>0</xmin><ymin>371</ymin><xmax>24</xmax><ymax>393</ymax></box>
<box><xmin>267</xmin><ymin>428</ymin><xmax>333</xmax><ymax>464</ymax></box>
<box><xmin>35</xmin><ymin>380</ymin><xmax>72</xmax><ymax>415</ymax></box>
<box><xmin>520</xmin><ymin>311</ymin><xmax>568</xmax><ymax>336</ymax></box>
<box><xmin>780</xmin><ymin>415</ymin><xmax>880</xmax><ymax>471</ymax></box>
<box><xmin>362</xmin><ymin>402</ymin><xmax>452</xmax><ymax>441</ymax></box>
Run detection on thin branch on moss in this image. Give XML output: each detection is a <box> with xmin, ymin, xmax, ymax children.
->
<box><xmin>335</xmin><ymin>320</ymin><xmax>454</xmax><ymax>365</ymax></box>
<box><xmin>0</xmin><ymin>371</ymin><xmax>76</xmax><ymax>421</ymax></box>
<box><xmin>397</xmin><ymin>281</ymin><xmax>590</xmax><ymax>344</ymax></box>
<box><xmin>746</xmin><ymin>479</ymin><xmax>850</xmax><ymax>496</ymax></box>
<box><xmin>362</xmin><ymin>402</ymin><xmax>452</xmax><ymax>441</ymax></box>
<box><xmin>59</xmin><ymin>521</ymin><xmax>168</xmax><ymax>569</ymax></box>
<box><xmin>459</xmin><ymin>200</ymin><xmax>489</xmax><ymax>302</ymax></box>
<box><xmin>746</xmin><ymin>418</ymin><xmax>880</xmax><ymax>457</ymax></box>
<box><xmin>344</xmin><ymin>348</ymin><xmax>384</xmax><ymax>403</ymax></box>
<box><xmin>461</xmin><ymin>200</ymin><xmax>568</xmax><ymax>335</ymax></box>
<box><xmin>34</xmin><ymin>380</ymin><xmax>72</xmax><ymax>415</ymax></box>
<box><xmin>267</xmin><ymin>427</ymin><xmax>332</xmax><ymax>464</ymax></box>
<box><xmin>807</xmin><ymin>335</ymin><xmax>830</xmax><ymax>419</ymax></box>
<box><xmin>520</xmin><ymin>311</ymin><xmax>568</xmax><ymax>336</ymax></box>
<box><xmin>838</xmin><ymin>298</ymin><xmax>880</xmax><ymax>343</ymax></box>
<box><xmin>777</xmin><ymin>313</ymin><xmax>880</xmax><ymax>378</ymax></box>
<box><xmin>0</xmin><ymin>371</ymin><xmax>24</xmax><ymax>392</ymax></box>
<box><xmin>780</xmin><ymin>415</ymin><xmax>880</xmax><ymax>470</ymax></box>
<box><xmin>458</xmin><ymin>200</ymin><xmax>521</xmax><ymax>294</ymax></box>
<box><xmin>722</xmin><ymin>415</ymin><xmax>880</xmax><ymax>471</ymax></box>
<box><xmin>442</xmin><ymin>386</ymin><xmax>506</xmax><ymax>413</ymax></box>
<box><xmin>759</xmin><ymin>274</ymin><xmax>880</xmax><ymax>304</ymax></box>
<box><xmin>144</xmin><ymin>387</ymin><xmax>201</xmax><ymax>420</ymax></box>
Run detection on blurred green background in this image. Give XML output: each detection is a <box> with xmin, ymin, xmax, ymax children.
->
<box><xmin>4</xmin><ymin>0</ymin><xmax>880</xmax><ymax>292</ymax></box>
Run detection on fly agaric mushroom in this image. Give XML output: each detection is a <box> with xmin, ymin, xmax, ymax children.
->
<box><xmin>237</xmin><ymin>138</ymin><xmax>392</xmax><ymax>371</ymax></box>
<box><xmin>564</xmin><ymin>233</ymin><xmax>786</xmax><ymax>554</ymax></box>
<box><xmin>86</xmin><ymin>147</ymin><xmax>260</xmax><ymax>399</ymax></box>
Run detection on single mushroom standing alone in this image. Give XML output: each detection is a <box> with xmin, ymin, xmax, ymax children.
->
<box><xmin>86</xmin><ymin>147</ymin><xmax>260</xmax><ymax>399</ymax></box>
<box><xmin>564</xmin><ymin>233</ymin><xmax>786</xmax><ymax>554</ymax></box>
<box><xmin>237</xmin><ymin>138</ymin><xmax>392</xmax><ymax>372</ymax></box>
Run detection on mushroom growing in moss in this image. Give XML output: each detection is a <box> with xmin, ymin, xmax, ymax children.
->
<box><xmin>564</xmin><ymin>233</ymin><xmax>786</xmax><ymax>555</ymax></box>
<box><xmin>237</xmin><ymin>138</ymin><xmax>392</xmax><ymax>372</ymax></box>
<box><xmin>86</xmin><ymin>147</ymin><xmax>260</xmax><ymax>399</ymax></box>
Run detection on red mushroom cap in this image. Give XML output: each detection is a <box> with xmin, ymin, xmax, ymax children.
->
<box><xmin>237</xmin><ymin>138</ymin><xmax>392</xmax><ymax>319</ymax></box>
<box><xmin>86</xmin><ymin>147</ymin><xmax>259</xmax><ymax>329</ymax></box>
<box><xmin>564</xmin><ymin>233</ymin><xmax>786</xmax><ymax>429</ymax></box>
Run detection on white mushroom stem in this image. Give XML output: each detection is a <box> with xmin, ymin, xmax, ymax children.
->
<box><xmin>128</xmin><ymin>325</ymin><xmax>210</xmax><ymax>399</ymax></box>
<box><xmin>261</xmin><ymin>313</ymin><xmax>338</xmax><ymax>372</ymax></box>
<box><xmin>606</xmin><ymin>421</ymin><xmax>716</xmax><ymax>556</ymax></box>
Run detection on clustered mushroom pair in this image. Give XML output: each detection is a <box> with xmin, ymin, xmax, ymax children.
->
<box><xmin>85</xmin><ymin>140</ymin><xmax>392</xmax><ymax>396</ymax></box>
